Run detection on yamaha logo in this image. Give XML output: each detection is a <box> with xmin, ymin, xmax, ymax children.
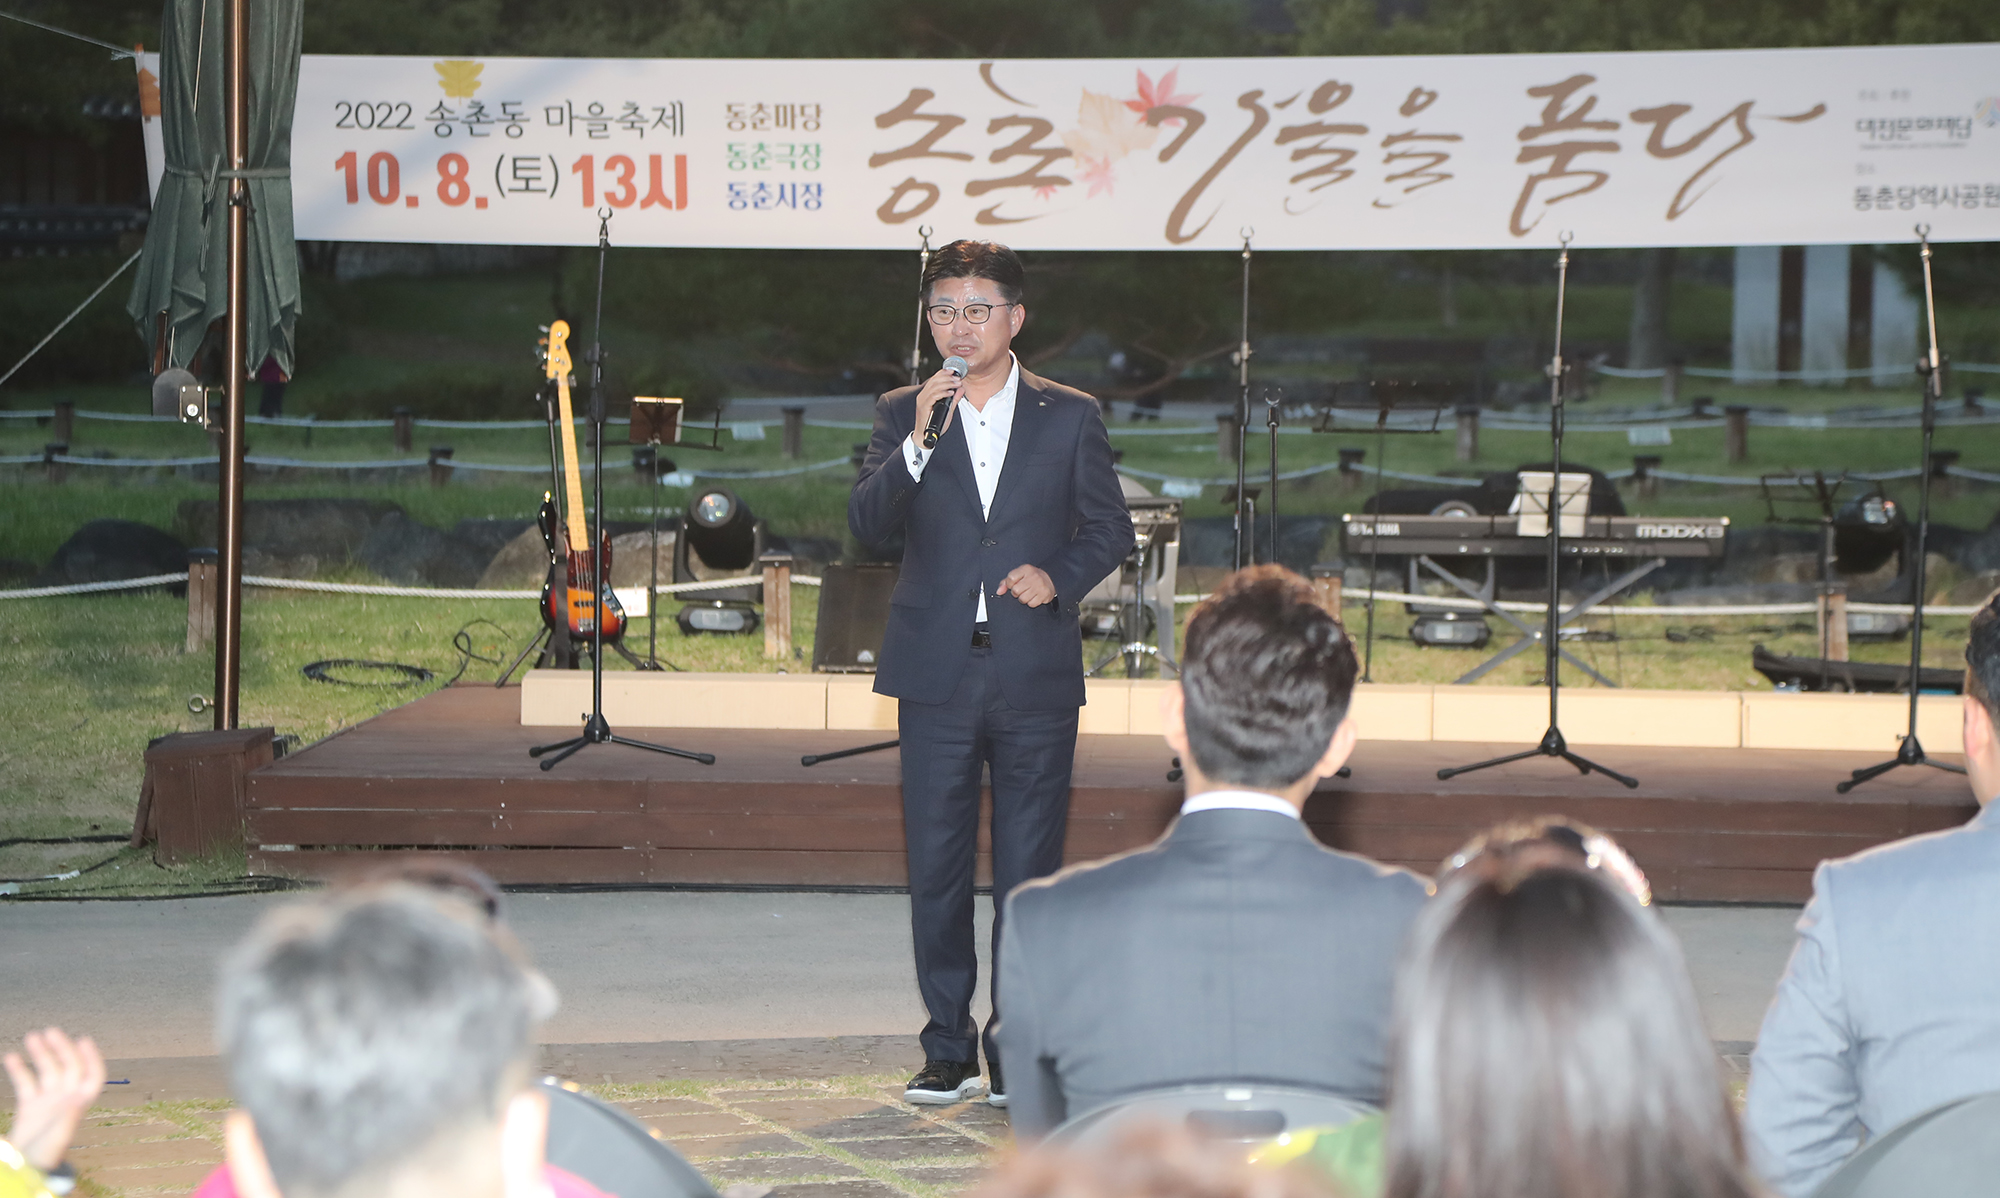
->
<box><xmin>1635</xmin><ymin>523</ymin><xmax>1723</xmax><ymax>539</ymax></box>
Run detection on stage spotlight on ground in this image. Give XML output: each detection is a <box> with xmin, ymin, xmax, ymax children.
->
<box><xmin>1410</xmin><ymin>612</ymin><xmax>1491</xmax><ymax>648</ymax></box>
<box><xmin>676</xmin><ymin>488</ymin><xmax>763</xmax><ymax>635</ymax></box>
<box><xmin>685</xmin><ymin>488</ymin><xmax>757</xmax><ymax>570</ymax></box>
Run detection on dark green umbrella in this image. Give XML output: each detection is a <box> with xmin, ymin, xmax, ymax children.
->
<box><xmin>126</xmin><ymin>0</ymin><xmax>301</xmax><ymax>376</ymax></box>
<box><xmin>127</xmin><ymin>0</ymin><xmax>301</xmax><ymax>729</ymax></box>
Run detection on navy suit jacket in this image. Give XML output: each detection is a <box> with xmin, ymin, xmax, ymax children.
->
<box><xmin>848</xmin><ymin>368</ymin><xmax>1133</xmax><ymax>709</ymax></box>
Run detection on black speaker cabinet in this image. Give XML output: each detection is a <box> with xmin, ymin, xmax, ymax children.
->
<box><xmin>813</xmin><ymin>562</ymin><xmax>899</xmax><ymax>673</ymax></box>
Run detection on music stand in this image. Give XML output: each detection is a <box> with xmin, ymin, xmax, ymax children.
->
<box><xmin>1438</xmin><ymin>235</ymin><xmax>1638</xmax><ymax>790</ymax></box>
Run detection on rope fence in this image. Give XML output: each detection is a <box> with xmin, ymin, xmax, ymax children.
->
<box><xmin>0</xmin><ymin>570</ymin><xmax>1976</xmax><ymax>620</ymax></box>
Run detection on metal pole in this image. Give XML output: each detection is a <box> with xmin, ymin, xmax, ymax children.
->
<box><xmin>1545</xmin><ymin>233</ymin><xmax>1573</xmax><ymax>729</ymax></box>
<box><xmin>214</xmin><ymin>0</ymin><xmax>250</xmax><ymax>730</ymax></box>
<box><xmin>1234</xmin><ymin>229</ymin><xmax>1253</xmax><ymax>569</ymax></box>
<box><xmin>1266</xmin><ymin>387</ymin><xmax>1282</xmax><ymax>564</ymax></box>
<box><xmin>1906</xmin><ymin>225</ymin><xmax>1943</xmax><ymax>740</ymax></box>
<box><xmin>908</xmin><ymin>225</ymin><xmax>933</xmax><ymax>386</ymax></box>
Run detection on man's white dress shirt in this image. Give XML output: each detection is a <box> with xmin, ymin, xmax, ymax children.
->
<box><xmin>902</xmin><ymin>355</ymin><xmax>1020</xmax><ymax>623</ymax></box>
<box><xmin>1178</xmin><ymin>789</ymin><xmax>1303</xmax><ymax>819</ymax></box>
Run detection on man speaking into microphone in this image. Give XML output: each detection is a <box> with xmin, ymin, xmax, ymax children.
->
<box><xmin>850</xmin><ymin>240</ymin><xmax>1133</xmax><ymax>1107</ymax></box>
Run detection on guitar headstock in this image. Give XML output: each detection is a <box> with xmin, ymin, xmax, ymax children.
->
<box><xmin>544</xmin><ymin>320</ymin><xmax>572</xmax><ymax>381</ymax></box>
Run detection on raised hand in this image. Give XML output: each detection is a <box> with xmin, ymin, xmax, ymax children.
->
<box><xmin>3</xmin><ymin>1027</ymin><xmax>106</xmax><ymax>1173</ymax></box>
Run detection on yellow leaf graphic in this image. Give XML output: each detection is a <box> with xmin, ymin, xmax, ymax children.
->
<box><xmin>435</xmin><ymin>60</ymin><xmax>483</xmax><ymax>99</ymax></box>
<box><xmin>1060</xmin><ymin>89</ymin><xmax>1157</xmax><ymax>165</ymax></box>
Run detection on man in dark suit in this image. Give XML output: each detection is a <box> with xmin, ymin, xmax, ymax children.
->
<box><xmin>996</xmin><ymin>566</ymin><xmax>1430</xmax><ymax>1139</ymax></box>
<box><xmin>849</xmin><ymin>240</ymin><xmax>1133</xmax><ymax>1108</ymax></box>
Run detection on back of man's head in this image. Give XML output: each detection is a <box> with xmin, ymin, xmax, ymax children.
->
<box><xmin>216</xmin><ymin>884</ymin><xmax>542</xmax><ymax>1198</ymax></box>
<box><xmin>1967</xmin><ymin>597</ymin><xmax>2000</xmax><ymax>729</ymax></box>
<box><xmin>1180</xmin><ymin>565</ymin><xmax>1358</xmax><ymax>789</ymax></box>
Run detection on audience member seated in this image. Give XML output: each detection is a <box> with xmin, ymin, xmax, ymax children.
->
<box><xmin>997</xmin><ymin>566</ymin><xmax>1430</xmax><ymax>1140</ymax></box>
<box><xmin>1367</xmin><ymin>853</ymin><xmax>1761</xmax><ymax>1198</ymax></box>
<box><xmin>2</xmin><ymin>1027</ymin><xmax>106</xmax><ymax>1198</ymax></box>
<box><xmin>1746</xmin><ymin>596</ymin><xmax>2000</xmax><ymax>1196</ymax></box>
<box><xmin>974</xmin><ymin>1121</ymin><xmax>1336</xmax><ymax>1198</ymax></box>
<box><xmin>194</xmin><ymin>877</ymin><xmax>609</xmax><ymax>1198</ymax></box>
<box><xmin>1256</xmin><ymin>817</ymin><xmax>1657</xmax><ymax>1195</ymax></box>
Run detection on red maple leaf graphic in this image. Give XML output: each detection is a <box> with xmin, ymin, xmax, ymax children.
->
<box><xmin>1079</xmin><ymin>156</ymin><xmax>1116</xmax><ymax>198</ymax></box>
<box><xmin>1123</xmin><ymin>67</ymin><xmax>1198</xmax><ymax>127</ymax></box>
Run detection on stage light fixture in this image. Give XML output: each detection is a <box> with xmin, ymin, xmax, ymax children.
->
<box><xmin>677</xmin><ymin>600</ymin><xmax>762</xmax><ymax>636</ymax></box>
<box><xmin>685</xmin><ymin>487</ymin><xmax>758</xmax><ymax>570</ymax></box>
<box><xmin>1410</xmin><ymin>613</ymin><xmax>1491</xmax><ymax>648</ymax></box>
<box><xmin>1832</xmin><ymin>492</ymin><xmax>1906</xmax><ymax>575</ymax></box>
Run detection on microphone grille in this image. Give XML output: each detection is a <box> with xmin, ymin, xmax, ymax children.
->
<box><xmin>942</xmin><ymin>356</ymin><xmax>970</xmax><ymax>376</ymax></box>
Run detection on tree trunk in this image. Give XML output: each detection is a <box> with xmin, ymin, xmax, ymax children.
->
<box><xmin>1626</xmin><ymin>247</ymin><xmax>1676</xmax><ymax>370</ymax></box>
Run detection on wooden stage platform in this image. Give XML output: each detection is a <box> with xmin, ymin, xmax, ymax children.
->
<box><xmin>245</xmin><ymin>687</ymin><xmax>1977</xmax><ymax>903</ymax></box>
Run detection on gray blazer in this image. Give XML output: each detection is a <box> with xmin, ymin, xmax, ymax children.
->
<box><xmin>996</xmin><ymin>807</ymin><xmax>1431</xmax><ymax>1140</ymax></box>
<box><xmin>1746</xmin><ymin>802</ymin><xmax>2000</xmax><ymax>1197</ymax></box>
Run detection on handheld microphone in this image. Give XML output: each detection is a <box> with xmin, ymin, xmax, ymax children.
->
<box><xmin>922</xmin><ymin>356</ymin><xmax>970</xmax><ymax>450</ymax></box>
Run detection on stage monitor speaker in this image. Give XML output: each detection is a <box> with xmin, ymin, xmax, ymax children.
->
<box><xmin>813</xmin><ymin>562</ymin><xmax>899</xmax><ymax>673</ymax></box>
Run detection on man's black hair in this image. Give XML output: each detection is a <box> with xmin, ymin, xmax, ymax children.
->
<box><xmin>1966</xmin><ymin>596</ymin><xmax>2000</xmax><ymax>726</ymax></box>
<box><xmin>1180</xmin><ymin>565</ymin><xmax>1359</xmax><ymax>789</ymax></box>
<box><xmin>921</xmin><ymin>240</ymin><xmax>1025</xmax><ymax>306</ymax></box>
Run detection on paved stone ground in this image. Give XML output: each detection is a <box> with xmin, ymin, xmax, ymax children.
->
<box><xmin>57</xmin><ymin>1075</ymin><xmax>1009</xmax><ymax>1198</ymax></box>
<box><xmin>45</xmin><ymin>1037</ymin><xmax>1752</xmax><ymax>1198</ymax></box>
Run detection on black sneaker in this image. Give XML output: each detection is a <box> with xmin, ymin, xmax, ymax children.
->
<box><xmin>905</xmin><ymin>1058</ymin><xmax>983</xmax><ymax>1104</ymax></box>
<box><xmin>986</xmin><ymin>1056</ymin><xmax>1008</xmax><ymax>1108</ymax></box>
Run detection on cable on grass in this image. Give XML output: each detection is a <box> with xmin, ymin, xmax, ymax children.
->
<box><xmin>0</xmin><ymin>876</ymin><xmax>307</xmax><ymax>903</ymax></box>
<box><xmin>446</xmin><ymin>618</ymin><xmax>514</xmax><ymax>686</ymax></box>
<box><xmin>1665</xmin><ymin>626</ymin><xmax>1719</xmax><ymax>644</ymax></box>
<box><xmin>0</xmin><ymin>849</ymin><xmax>125</xmax><ymax>885</ymax></box>
<box><xmin>301</xmin><ymin>659</ymin><xmax>435</xmax><ymax>687</ymax></box>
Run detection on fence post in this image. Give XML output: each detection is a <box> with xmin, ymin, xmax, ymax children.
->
<box><xmin>43</xmin><ymin>442</ymin><xmax>67</xmax><ymax>485</ymax></box>
<box><xmin>52</xmin><ymin>399</ymin><xmax>74</xmax><ymax>445</ymax></box>
<box><xmin>393</xmin><ymin>406</ymin><xmax>413</xmax><ymax>452</ymax></box>
<box><xmin>1818</xmin><ymin>585</ymin><xmax>1849</xmax><ymax>663</ymax></box>
<box><xmin>1338</xmin><ymin>447</ymin><xmax>1366</xmax><ymax>492</ymax></box>
<box><xmin>1454</xmin><ymin>406</ymin><xmax>1479</xmax><ymax>462</ymax></box>
<box><xmin>761</xmin><ymin>552</ymin><xmax>793</xmax><ymax>661</ymax></box>
<box><xmin>1215</xmin><ymin>412</ymin><xmax>1239</xmax><ymax>463</ymax></box>
<box><xmin>1633</xmin><ymin>455</ymin><xmax>1662</xmax><ymax>500</ymax></box>
<box><xmin>1662</xmin><ymin>360</ymin><xmax>1682</xmax><ymax>407</ymax></box>
<box><xmin>1931</xmin><ymin>449</ymin><xmax>1961</xmax><ymax>499</ymax></box>
<box><xmin>1724</xmin><ymin>405</ymin><xmax>1751</xmax><ymax>463</ymax></box>
<box><xmin>428</xmin><ymin>446</ymin><xmax>455</xmax><ymax>487</ymax></box>
<box><xmin>782</xmin><ymin>406</ymin><xmax>805</xmax><ymax>459</ymax></box>
<box><xmin>187</xmin><ymin>547</ymin><xmax>218</xmax><ymax>653</ymax></box>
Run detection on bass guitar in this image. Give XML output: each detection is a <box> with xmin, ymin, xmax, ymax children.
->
<box><xmin>538</xmin><ymin>320</ymin><xmax>627</xmax><ymax>643</ymax></box>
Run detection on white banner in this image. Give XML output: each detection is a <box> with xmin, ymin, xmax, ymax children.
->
<box><xmin>276</xmin><ymin>45</ymin><xmax>2000</xmax><ymax>251</ymax></box>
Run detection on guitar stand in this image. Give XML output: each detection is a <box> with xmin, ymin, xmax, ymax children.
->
<box><xmin>532</xmin><ymin>208</ymin><xmax>714</xmax><ymax>774</ymax></box>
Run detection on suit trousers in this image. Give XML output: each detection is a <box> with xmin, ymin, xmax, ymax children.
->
<box><xmin>899</xmin><ymin>643</ymin><xmax>1079</xmax><ymax>1065</ymax></box>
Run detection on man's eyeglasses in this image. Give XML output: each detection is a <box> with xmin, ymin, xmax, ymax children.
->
<box><xmin>926</xmin><ymin>302</ymin><xmax>1015</xmax><ymax>326</ymax></box>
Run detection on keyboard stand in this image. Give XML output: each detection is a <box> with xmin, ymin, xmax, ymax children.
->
<box><xmin>1413</xmin><ymin>552</ymin><xmax>1666</xmax><ymax>687</ymax></box>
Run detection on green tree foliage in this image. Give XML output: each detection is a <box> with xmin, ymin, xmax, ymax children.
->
<box><xmin>1</xmin><ymin>2</ymin><xmax>156</xmax><ymax>141</ymax></box>
<box><xmin>1289</xmin><ymin>0</ymin><xmax>2000</xmax><ymax>56</ymax></box>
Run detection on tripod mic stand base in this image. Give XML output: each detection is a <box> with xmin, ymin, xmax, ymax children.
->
<box><xmin>1834</xmin><ymin>734</ymin><xmax>1967</xmax><ymax>794</ymax></box>
<box><xmin>1437</xmin><ymin>725</ymin><xmax>1639</xmax><ymax>789</ymax></box>
<box><xmin>530</xmin><ymin>711</ymin><xmax>716</xmax><ymax>772</ymax></box>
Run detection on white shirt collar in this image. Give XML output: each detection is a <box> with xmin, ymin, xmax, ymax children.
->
<box><xmin>963</xmin><ymin>354</ymin><xmax>1021</xmax><ymax>415</ymax></box>
<box><xmin>1178</xmin><ymin>789</ymin><xmax>1303</xmax><ymax>820</ymax></box>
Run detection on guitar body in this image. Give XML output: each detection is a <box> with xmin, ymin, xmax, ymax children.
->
<box><xmin>555</xmin><ymin>528</ymin><xmax>627</xmax><ymax>641</ymax></box>
<box><xmin>536</xmin><ymin>321</ymin><xmax>628</xmax><ymax>648</ymax></box>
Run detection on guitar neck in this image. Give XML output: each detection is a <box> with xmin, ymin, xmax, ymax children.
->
<box><xmin>554</xmin><ymin>374</ymin><xmax>589</xmax><ymax>549</ymax></box>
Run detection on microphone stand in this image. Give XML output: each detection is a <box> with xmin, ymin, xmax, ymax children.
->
<box><xmin>532</xmin><ymin>209</ymin><xmax>715</xmax><ymax>772</ymax></box>
<box><xmin>1835</xmin><ymin>224</ymin><xmax>1966</xmax><ymax>794</ymax></box>
<box><xmin>1266</xmin><ymin>386</ymin><xmax>1283</xmax><ymax>563</ymax></box>
<box><xmin>1438</xmin><ymin>234</ymin><xmax>1637</xmax><ymax>789</ymax></box>
<box><xmin>1233</xmin><ymin>229</ymin><xmax>1254</xmax><ymax>568</ymax></box>
<box><xmin>907</xmin><ymin>225</ymin><xmax>933</xmax><ymax>386</ymax></box>
<box><xmin>808</xmin><ymin>229</ymin><xmax>936</xmax><ymax>768</ymax></box>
